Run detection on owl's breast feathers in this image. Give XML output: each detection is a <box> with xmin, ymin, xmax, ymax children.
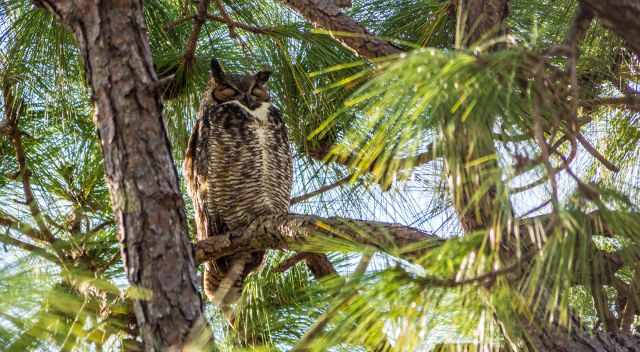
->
<box><xmin>184</xmin><ymin>100</ymin><xmax>292</xmax><ymax>305</ymax></box>
<box><xmin>185</xmin><ymin>101</ymin><xmax>292</xmax><ymax>239</ymax></box>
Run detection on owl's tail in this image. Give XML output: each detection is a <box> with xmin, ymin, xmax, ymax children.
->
<box><xmin>202</xmin><ymin>251</ymin><xmax>265</xmax><ymax>308</ymax></box>
<box><xmin>205</xmin><ymin>254</ymin><xmax>248</xmax><ymax>307</ymax></box>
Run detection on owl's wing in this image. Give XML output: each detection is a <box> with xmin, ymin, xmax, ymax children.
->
<box><xmin>269</xmin><ymin>106</ymin><xmax>294</xmax><ymax>210</ymax></box>
<box><xmin>183</xmin><ymin>117</ymin><xmax>223</xmax><ymax>240</ymax></box>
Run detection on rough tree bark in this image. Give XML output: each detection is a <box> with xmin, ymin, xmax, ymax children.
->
<box><xmin>278</xmin><ymin>0</ymin><xmax>401</xmax><ymax>59</ymax></box>
<box><xmin>581</xmin><ymin>0</ymin><xmax>640</xmax><ymax>57</ymax></box>
<box><xmin>194</xmin><ymin>214</ymin><xmax>441</xmax><ymax>264</ymax></box>
<box><xmin>33</xmin><ymin>1</ymin><xmax>205</xmax><ymax>351</ymax></box>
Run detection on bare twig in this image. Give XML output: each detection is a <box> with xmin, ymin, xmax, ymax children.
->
<box><xmin>520</xmin><ymin>199</ymin><xmax>552</xmax><ymax>218</ymax></box>
<box><xmin>409</xmin><ymin>259</ymin><xmax>524</xmax><ymax>289</ymax></box>
<box><xmin>566</xmin><ymin>5</ymin><xmax>593</xmax><ymax>131</ymax></box>
<box><xmin>0</xmin><ymin>234</ymin><xmax>57</xmax><ymax>262</ymax></box>
<box><xmin>206</xmin><ymin>14</ymin><xmax>275</xmax><ymax>34</ymax></box>
<box><xmin>581</xmin><ymin>96</ymin><xmax>640</xmax><ymax>112</ymax></box>
<box><xmin>575</xmin><ymin>132</ymin><xmax>620</xmax><ymax>172</ymax></box>
<box><xmin>274</xmin><ymin>252</ymin><xmax>337</xmax><ymax>279</ymax></box>
<box><xmin>164</xmin><ymin>15</ymin><xmax>196</xmax><ymax>31</ymax></box>
<box><xmin>213</xmin><ymin>0</ymin><xmax>238</xmax><ymax>38</ymax></box>
<box><xmin>290</xmin><ymin>174</ymin><xmax>354</xmax><ymax>205</ymax></box>
<box><xmin>3</xmin><ymin>83</ymin><xmax>54</xmax><ymax>243</ymax></box>
<box><xmin>274</xmin><ymin>252</ymin><xmax>312</xmax><ymax>273</ymax></box>
<box><xmin>532</xmin><ymin>92</ymin><xmax>559</xmax><ymax>209</ymax></box>
<box><xmin>510</xmin><ymin>133</ymin><xmax>579</xmax><ymax>194</ymax></box>
<box><xmin>183</xmin><ymin>0</ymin><xmax>212</xmax><ymax>68</ymax></box>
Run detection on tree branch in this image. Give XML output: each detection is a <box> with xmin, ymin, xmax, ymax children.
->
<box><xmin>581</xmin><ymin>0</ymin><xmax>640</xmax><ymax>57</ymax></box>
<box><xmin>581</xmin><ymin>96</ymin><xmax>640</xmax><ymax>112</ymax></box>
<box><xmin>205</xmin><ymin>14</ymin><xmax>276</xmax><ymax>35</ymax></box>
<box><xmin>2</xmin><ymin>81</ymin><xmax>55</xmax><ymax>243</ymax></box>
<box><xmin>0</xmin><ymin>233</ymin><xmax>58</xmax><ymax>262</ymax></box>
<box><xmin>274</xmin><ymin>252</ymin><xmax>337</xmax><ymax>279</ymax></box>
<box><xmin>290</xmin><ymin>174</ymin><xmax>353</xmax><ymax>205</ymax></box>
<box><xmin>274</xmin><ymin>252</ymin><xmax>311</xmax><ymax>272</ymax></box>
<box><xmin>213</xmin><ymin>0</ymin><xmax>238</xmax><ymax>38</ymax></box>
<box><xmin>195</xmin><ymin>214</ymin><xmax>441</xmax><ymax>265</ymax></box>
<box><xmin>183</xmin><ymin>0</ymin><xmax>212</xmax><ymax>68</ymax></box>
<box><xmin>278</xmin><ymin>0</ymin><xmax>401</xmax><ymax>59</ymax></box>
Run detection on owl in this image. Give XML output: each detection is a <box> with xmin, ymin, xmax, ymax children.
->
<box><xmin>184</xmin><ymin>59</ymin><xmax>292</xmax><ymax>308</ymax></box>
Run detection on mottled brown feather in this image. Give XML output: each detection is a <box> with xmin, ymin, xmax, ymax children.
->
<box><xmin>184</xmin><ymin>77</ymin><xmax>292</xmax><ymax>307</ymax></box>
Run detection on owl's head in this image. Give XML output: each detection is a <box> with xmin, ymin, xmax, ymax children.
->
<box><xmin>208</xmin><ymin>58</ymin><xmax>271</xmax><ymax>110</ymax></box>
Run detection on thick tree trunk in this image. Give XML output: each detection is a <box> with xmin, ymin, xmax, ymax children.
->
<box><xmin>33</xmin><ymin>1</ymin><xmax>205</xmax><ymax>350</ymax></box>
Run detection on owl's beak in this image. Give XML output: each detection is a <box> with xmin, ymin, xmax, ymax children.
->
<box><xmin>241</xmin><ymin>94</ymin><xmax>261</xmax><ymax>110</ymax></box>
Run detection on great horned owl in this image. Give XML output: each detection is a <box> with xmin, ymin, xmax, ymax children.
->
<box><xmin>184</xmin><ymin>59</ymin><xmax>292</xmax><ymax>308</ymax></box>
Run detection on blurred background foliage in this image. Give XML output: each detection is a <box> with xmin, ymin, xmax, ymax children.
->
<box><xmin>1</xmin><ymin>0</ymin><xmax>639</xmax><ymax>351</ymax></box>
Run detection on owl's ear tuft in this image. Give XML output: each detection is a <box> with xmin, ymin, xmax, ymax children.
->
<box><xmin>210</xmin><ymin>59</ymin><xmax>226</xmax><ymax>83</ymax></box>
<box><xmin>255</xmin><ymin>71</ymin><xmax>271</xmax><ymax>84</ymax></box>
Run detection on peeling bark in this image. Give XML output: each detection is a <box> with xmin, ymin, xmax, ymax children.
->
<box><xmin>278</xmin><ymin>0</ymin><xmax>401</xmax><ymax>59</ymax></box>
<box><xmin>33</xmin><ymin>1</ymin><xmax>205</xmax><ymax>350</ymax></box>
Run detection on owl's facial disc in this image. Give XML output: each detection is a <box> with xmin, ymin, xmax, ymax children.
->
<box><xmin>209</xmin><ymin>62</ymin><xmax>272</xmax><ymax>108</ymax></box>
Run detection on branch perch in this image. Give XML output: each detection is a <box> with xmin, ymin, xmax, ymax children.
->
<box><xmin>195</xmin><ymin>214</ymin><xmax>441</xmax><ymax>264</ymax></box>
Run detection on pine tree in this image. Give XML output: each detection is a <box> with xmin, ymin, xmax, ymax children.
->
<box><xmin>1</xmin><ymin>0</ymin><xmax>639</xmax><ymax>351</ymax></box>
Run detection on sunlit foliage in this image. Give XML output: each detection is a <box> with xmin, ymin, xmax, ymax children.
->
<box><xmin>1</xmin><ymin>0</ymin><xmax>639</xmax><ymax>351</ymax></box>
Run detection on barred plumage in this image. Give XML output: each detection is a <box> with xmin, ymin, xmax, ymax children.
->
<box><xmin>184</xmin><ymin>60</ymin><xmax>292</xmax><ymax>307</ymax></box>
